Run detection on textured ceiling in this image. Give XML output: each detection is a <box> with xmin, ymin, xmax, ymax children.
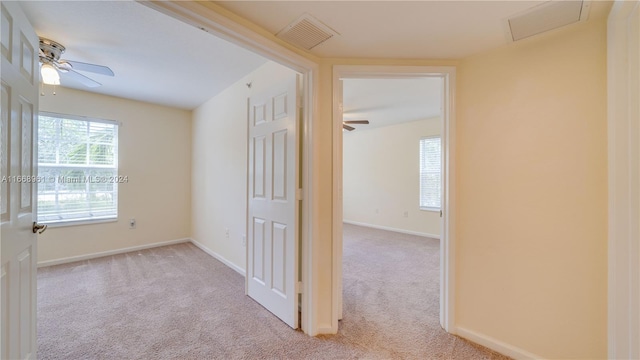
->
<box><xmin>17</xmin><ymin>1</ymin><xmax>612</xmax><ymax>110</ymax></box>
<box><xmin>217</xmin><ymin>1</ymin><xmax>611</xmax><ymax>59</ymax></box>
<box><xmin>19</xmin><ymin>1</ymin><xmax>268</xmax><ymax>110</ymax></box>
<box><xmin>217</xmin><ymin>1</ymin><xmax>546</xmax><ymax>59</ymax></box>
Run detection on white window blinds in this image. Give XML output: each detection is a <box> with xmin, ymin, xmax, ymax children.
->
<box><xmin>37</xmin><ymin>113</ymin><xmax>119</xmax><ymax>224</ymax></box>
<box><xmin>419</xmin><ymin>136</ymin><xmax>441</xmax><ymax>210</ymax></box>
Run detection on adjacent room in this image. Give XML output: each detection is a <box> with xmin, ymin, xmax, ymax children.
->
<box><xmin>340</xmin><ymin>77</ymin><xmax>448</xmax><ymax>358</ymax></box>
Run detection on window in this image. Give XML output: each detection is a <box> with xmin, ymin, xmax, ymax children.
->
<box><xmin>419</xmin><ymin>136</ymin><xmax>441</xmax><ymax>210</ymax></box>
<box><xmin>37</xmin><ymin>113</ymin><xmax>119</xmax><ymax>224</ymax></box>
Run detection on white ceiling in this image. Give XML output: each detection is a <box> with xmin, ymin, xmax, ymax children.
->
<box><xmin>216</xmin><ymin>1</ymin><xmax>543</xmax><ymax>59</ymax></box>
<box><xmin>18</xmin><ymin>1</ymin><xmax>268</xmax><ymax>110</ymax></box>
<box><xmin>17</xmin><ymin>1</ymin><xmax>611</xmax><ymax>111</ymax></box>
<box><xmin>343</xmin><ymin>78</ymin><xmax>442</xmax><ymax>132</ymax></box>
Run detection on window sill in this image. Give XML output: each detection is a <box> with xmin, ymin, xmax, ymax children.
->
<box><xmin>420</xmin><ymin>207</ymin><xmax>441</xmax><ymax>213</ymax></box>
<box><xmin>40</xmin><ymin>218</ymin><xmax>118</xmax><ymax>229</ymax></box>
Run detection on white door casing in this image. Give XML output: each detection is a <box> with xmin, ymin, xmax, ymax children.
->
<box><xmin>247</xmin><ymin>73</ymin><xmax>300</xmax><ymax>328</ymax></box>
<box><xmin>607</xmin><ymin>1</ymin><xmax>640</xmax><ymax>358</ymax></box>
<box><xmin>0</xmin><ymin>2</ymin><xmax>40</xmax><ymax>359</ymax></box>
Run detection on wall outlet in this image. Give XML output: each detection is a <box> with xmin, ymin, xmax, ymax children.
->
<box><xmin>129</xmin><ymin>218</ymin><xmax>136</xmax><ymax>229</ymax></box>
<box><xmin>375</xmin><ymin>208</ymin><xmax>379</xmax><ymax>214</ymax></box>
<box><xmin>242</xmin><ymin>235</ymin><xmax>246</xmax><ymax>247</ymax></box>
<box><xmin>403</xmin><ymin>211</ymin><xmax>409</xmax><ymax>218</ymax></box>
<box><xmin>225</xmin><ymin>228</ymin><xmax>230</xmax><ymax>238</ymax></box>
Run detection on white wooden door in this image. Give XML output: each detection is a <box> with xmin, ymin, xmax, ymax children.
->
<box><xmin>1</xmin><ymin>2</ymin><xmax>40</xmax><ymax>359</ymax></box>
<box><xmin>247</xmin><ymin>74</ymin><xmax>299</xmax><ymax>328</ymax></box>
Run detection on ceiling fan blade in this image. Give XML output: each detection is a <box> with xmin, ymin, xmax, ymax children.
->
<box><xmin>62</xmin><ymin>69</ymin><xmax>102</xmax><ymax>88</ymax></box>
<box><xmin>343</xmin><ymin>124</ymin><xmax>355</xmax><ymax>131</ymax></box>
<box><xmin>61</xmin><ymin>60</ymin><xmax>114</xmax><ymax>76</ymax></box>
<box><xmin>343</xmin><ymin>120</ymin><xmax>370</xmax><ymax>124</ymax></box>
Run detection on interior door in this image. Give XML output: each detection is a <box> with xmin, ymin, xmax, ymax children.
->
<box><xmin>247</xmin><ymin>74</ymin><xmax>299</xmax><ymax>328</ymax></box>
<box><xmin>1</xmin><ymin>2</ymin><xmax>40</xmax><ymax>359</ymax></box>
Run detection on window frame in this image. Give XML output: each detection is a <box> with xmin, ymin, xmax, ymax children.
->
<box><xmin>37</xmin><ymin>111</ymin><xmax>120</xmax><ymax>226</ymax></box>
<box><xmin>419</xmin><ymin>135</ymin><xmax>442</xmax><ymax>212</ymax></box>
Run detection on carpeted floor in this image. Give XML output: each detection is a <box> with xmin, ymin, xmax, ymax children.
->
<box><xmin>37</xmin><ymin>224</ymin><xmax>509</xmax><ymax>359</ymax></box>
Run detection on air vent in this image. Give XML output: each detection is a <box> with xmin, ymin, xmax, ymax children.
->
<box><xmin>507</xmin><ymin>1</ymin><xmax>590</xmax><ymax>41</ymax></box>
<box><xmin>276</xmin><ymin>13</ymin><xmax>338</xmax><ymax>50</ymax></box>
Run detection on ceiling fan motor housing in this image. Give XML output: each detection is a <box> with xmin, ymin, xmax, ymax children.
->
<box><xmin>39</xmin><ymin>37</ymin><xmax>66</xmax><ymax>63</ymax></box>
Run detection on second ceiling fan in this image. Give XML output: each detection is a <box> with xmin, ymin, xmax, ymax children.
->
<box><xmin>343</xmin><ymin>120</ymin><xmax>369</xmax><ymax>131</ymax></box>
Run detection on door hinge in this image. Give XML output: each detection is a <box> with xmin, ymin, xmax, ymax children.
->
<box><xmin>296</xmin><ymin>188</ymin><xmax>303</xmax><ymax>200</ymax></box>
<box><xmin>296</xmin><ymin>281</ymin><xmax>303</xmax><ymax>294</ymax></box>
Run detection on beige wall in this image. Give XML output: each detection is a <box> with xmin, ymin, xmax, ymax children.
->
<box><xmin>455</xmin><ymin>18</ymin><xmax>607</xmax><ymax>358</ymax></box>
<box><xmin>343</xmin><ymin>118</ymin><xmax>441</xmax><ymax>237</ymax></box>
<box><xmin>38</xmin><ymin>3</ymin><xmax>609</xmax><ymax>356</ymax></box>
<box><xmin>191</xmin><ymin>61</ymin><xmax>296</xmax><ymax>271</ymax></box>
<box><xmin>38</xmin><ymin>87</ymin><xmax>192</xmax><ymax>263</ymax></box>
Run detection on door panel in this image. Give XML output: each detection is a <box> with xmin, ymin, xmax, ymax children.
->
<box><xmin>1</xmin><ymin>83</ymin><xmax>9</xmax><ymax>222</ymax></box>
<box><xmin>19</xmin><ymin>97</ymin><xmax>33</xmax><ymax>211</ymax></box>
<box><xmin>271</xmin><ymin>221</ymin><xmax>287</xmax><ymax>296</ymax></box>
<box><xmin>253</xmin><ymin>136</ymin><xmax>266</xmax><ymax>198</ymax></box>
<box><xmin>247</xmin><ymin>74</ymin><xmax>299</xmax><ymax>328</ymax></box>
<box><xmin>272</xmin><ymin>129</ymin><xmax>287</xmax><ymax>200</ymax></box>
<box><xmin>1</xmin><ymin>2</ymin><xmax>39</xmax><ymax>359</ymax></box>
<box><xmin>252</xmin><ymin>217</ymin><xmax>265</xmax><ymax>284</ymax></box>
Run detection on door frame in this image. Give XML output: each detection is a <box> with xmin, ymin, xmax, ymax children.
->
<box><xmin>607</xmin><ymin>1</ymin><xmax>640</xmax><ymax>358</ymax></box>
<box><xmin>332</xmin><ymin>65</ymin><xmax>457</xmax><ymax>333</ymax></box>
<box><xmin>138</xmin><ymin>1</ymin><xmax>319</xmax><ymax>335</ymax></box>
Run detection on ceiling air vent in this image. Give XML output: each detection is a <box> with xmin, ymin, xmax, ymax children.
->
<box><xmin>507</xmin><ymin>0</ymin><xmax>591</xmax><ymax>42</ymax></box>
<box><xmin>276</xmin><ymin>13</ymin><xmax>338</xmax><ymax>50</ymax></box>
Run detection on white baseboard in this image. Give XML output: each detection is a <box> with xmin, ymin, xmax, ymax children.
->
<box><xmin>456</xmin><ymin>327</ymin><xmax>541</xmax><ymax>360</ymax></box>
<box><xmin>37</xmin><ymin>238</ymin><xmax>191</xmax><ymax>268</ymax></box>
<box><xmin>343</xmin><ymin>220</ymin><xmax>440</xmax><ymax>239</ymax></box>
<box><xmin>190</xmin><ymin>238</ymin><xmax>246</xmax><ymax>277</ymax></box>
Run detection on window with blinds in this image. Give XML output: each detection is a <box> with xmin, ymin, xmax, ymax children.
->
<box><xmin>37</xmin><ymin>113</ymin><xmax>119</xmax><ymax>224</ymax></box>
<box><xmin>419</xmin><ymin>136</ymin><xmax>441</xmax><ymax>210</ymax></box>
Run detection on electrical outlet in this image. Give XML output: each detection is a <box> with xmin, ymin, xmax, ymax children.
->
<box><xmin>129</xmin><ymin>218</ymin><xmax>136</xmax><ymax>229</ymax></box>
<box><xmin>403</xmin><ymin>211</ymin><xmax>409</xmax><ymax>218</ymax></box>
<box><xmin>225</xmin><ymin>228</ymin><xmax>229</xmax><ymax>238</ymax></box>
<box><xmin>242</xmin><ymin>235</ymin><xmax>246</xmax><ymax>247</ymax></box>
<box><xmin>375</xmin><ymin>208</ymin><xmax>379</xmax><ymax>214</ymax></box>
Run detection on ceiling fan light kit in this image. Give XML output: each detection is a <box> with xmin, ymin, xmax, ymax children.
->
<box><xmin>40</xmin><ymin>63</ymin><xmax>60</xmax><ymax>85</ymax></box>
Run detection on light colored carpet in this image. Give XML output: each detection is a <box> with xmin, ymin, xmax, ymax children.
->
<box><xmin>37</xmin><ymin>224</ymin><xmax>509</xmax><ymax>359</ymax></box>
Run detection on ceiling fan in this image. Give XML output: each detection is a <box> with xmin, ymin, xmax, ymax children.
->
<box><xmin>343</xmin><ymin>120</ymin><xmax>369</xmax><ymax>131</ymax></box>
<box><xmin>38</xmin><ymin>37</ymin><xmax>114</xmax><ymax>88</ymax></box>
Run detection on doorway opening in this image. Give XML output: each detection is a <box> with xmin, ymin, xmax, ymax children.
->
<box><xmin>332</xmin><ymin>66</ymin><xmax>456</xmax><ymax>333</ymax></box>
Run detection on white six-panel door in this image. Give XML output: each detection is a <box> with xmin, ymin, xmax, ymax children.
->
<box><xmin>0</xmin><ymin>2</ymin><xmax>39</xmax><ymax>359</ymax></box>
<box><xmin>247</xmin><ymin>74</ymin><xmax>299</xmax><ymax>328</ymax></box>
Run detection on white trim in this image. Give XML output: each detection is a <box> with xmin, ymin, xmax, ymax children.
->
<box><xmin>42</xmin><ymin>218</ymin><xmax>117</xmax><ymax>228</ymax></box>
<box><xmin>607</xmin><ymin>1</ymin><xmax>640</xmax><ymax>359</ymax></box>
<box><xmin>333</xmin><ymin>77</ymin><xmax>345</xmax><ymax>323</ymax></box>
<box><xmin>138</xmin><ymin>1</ymin><xmax>318</xmax><ymax>336</ymax></box>
<box><xmin>456</xmin><ymin>327</ymin><xmax>542</xmax><ymax>360</ymax></box>
<box><xmin>37</xmin><ymin>238</ymin><xmax>190</xmax><ymax>267</ymax></box>
<box><xmin>190</xmin><ymin>238</ymin><xmax>246</xmax><ymax>277</ymax></box>
<box><xmin>343</xmin><ymin>220</ymin><xmax>440</xmax><ymax>239</ymax></box>
<box><xmin>332</xmin><ymin>65</ymin><xmax>456</xmax><ymax>335</ymax></box>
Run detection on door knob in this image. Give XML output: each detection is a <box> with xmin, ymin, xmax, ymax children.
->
<box><xmin>32</xmin><ymin>222</ymin><xmax>47</xmax><ymax>234</ymax></box>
